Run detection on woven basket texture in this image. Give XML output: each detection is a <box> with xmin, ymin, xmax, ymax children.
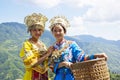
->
<box><xmin>71</xmin><ymin>58</ymin><xmax>110</xmax><ymax>80</ymax></box>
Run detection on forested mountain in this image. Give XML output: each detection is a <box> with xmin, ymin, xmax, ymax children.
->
<box><xmin>0</xmin><ymin>22</ymin><xmax>120</xmax><ymax>80</ymax></box>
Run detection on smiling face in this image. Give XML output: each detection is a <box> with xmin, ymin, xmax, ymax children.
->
<box><xmin>52</xmin><ymin>24</ymin><xmax>66</xmax><ymax>41</ymax></box>
<box><xmin>30</xmin><ymin>25</ymin><xmax>44</xmax><ymax>40</ymax></box>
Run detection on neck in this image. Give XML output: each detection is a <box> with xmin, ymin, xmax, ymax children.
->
<box><xmin>30</xmin><ymin>37</ymin><xmax>39</xmax><ymax>43</ymax></box>
<box><xmin>56</xmin><ymin>38</ymin><xmax>65</xmax><ymax>44</ymax></box>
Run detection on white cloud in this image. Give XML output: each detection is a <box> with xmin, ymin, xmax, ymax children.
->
<box><xmin>61</xmin><ymin>0</ymin><xmax>95</xmax><ymax>8</ymax></box>
<box><xmin>30</xmin><ymin>0</ymin><xmax>61</xmax><ymax>8</ymax></box>
<box><xmin>15</xmin><ymin>0</ymin><xmax>61</xmax><ymax>9</ymax></box>
<box><xmin>82</xmin><ymin>0</ymin><xmax>120</xmax><ymax>22</ymax></box>
<box><xmin>15</xmin><ymin>0</ymin><xmax>120</xmax><ymax>22</ymax></box>
<box><xmin>59</xmin><ymin>0</ymin><xmax>120</xmax><ymax>22</ymax></box>
<box><xmin>12</xmin><ymin>0</ymin><xmax>120</xmax><ymax>40</ymax></box>
<box><xmin>64</xmin><ymin>0</ymin><xmax>120</xmax><ymax>40</ymax></box>
<box><xmin>67</xmin><ymin>16</ymin><xmax>88</xmax><ymax>36</ymax></box>
<box><xmin>71</xmin><ymin>16</ymin><xmax>83</xmax><ymax>26</ymax></box>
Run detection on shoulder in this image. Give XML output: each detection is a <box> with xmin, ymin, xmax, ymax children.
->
<box><xmin>66</xmin><ymin>40</ymin><xmax>77</xmax><ymax>45</ymax></box>
<box><xmin>22</xmin><ymin>39</ymin><xmax>32</xmax><ymax>47</ymax></box>
<box><xmin>39</xmin><ymin>40</ymin><xmax>46</xmax><ymax>46</ymax></box>
<box><xmin>23</xmin><ymin>39</ymin><xmax>30</xmax><ymax>44</ymax></box>
<box><xmin>66</xmin><ymin>40</ymin><xmax>78</xmax><ymax>47</ymax></box>
<box><xmin>67</xmin><ymin>40</ymin><xmax>79</xmax><ymax>48</ymax></box>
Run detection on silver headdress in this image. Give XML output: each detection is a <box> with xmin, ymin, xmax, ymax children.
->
<box><xmin>49</xmin><ymin>16</ymin><xmax>70</xmax><ymax>30</ymax></box>
<box><xmin>24</xmin><ymin>13</ymin><xmax>48</xmax><ymax>31</ymax></box>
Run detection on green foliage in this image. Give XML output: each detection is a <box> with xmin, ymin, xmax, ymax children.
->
<box><xmin>110</xmin><ymin>73</ymin><xmax>120</xmax><ymax>80</ymax></box>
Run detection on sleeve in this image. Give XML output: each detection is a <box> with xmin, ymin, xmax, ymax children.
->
<box><xmin>19</xmin><ymin>41</ymin><xmax>32</xmax><ymax>59</ymax></box>
<box><xmin>89</xmin><ymin>54</ymin><xmax>95</xmax><ymax>60</ymax></box>
<box><xmin>71</xmin><ymin>41</ymin><xmax>86</xmax><ymax>62</ymax></box>
<box><xmin>19</xmin><ymin>41</ymin><xmax>34</xmax><ymax>68</ymax></box>
<box><xmin>53</xmin><ymin>62</ymin><xmax>59</xmax><ymax>74</ymax></box>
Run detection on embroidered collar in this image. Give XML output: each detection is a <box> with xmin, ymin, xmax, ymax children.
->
<box><xmin>56</xmin><ymin>39</ymin><xmax>66</xmax><ymax>46</ymax></box>
<box><xmin>54</xmin><ymin>39</ymin><xmax>67</xmax><ymax>50</ymax></box>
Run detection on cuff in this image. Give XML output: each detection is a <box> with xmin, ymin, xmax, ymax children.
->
<box><xmin>77</xmin><ymin>54</ymin><xmax>85</xmax><ymax>62</ymax></box>
<box><xmin>89</xmin><ymin>54</ymin><xmax>95</xmax><ymax>60</ymax></box>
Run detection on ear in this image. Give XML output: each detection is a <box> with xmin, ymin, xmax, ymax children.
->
<box><xmin>64</xmin><ymin>31</ymin><xmax>66</xmax><ymax>34</ymax></box>
<box><xmin>29</xmin><ymin>30</ymin><xmax>32</xmax><ymax>35</ymax></box>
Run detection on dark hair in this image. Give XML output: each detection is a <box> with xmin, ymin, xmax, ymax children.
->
<box><xmin>51</xmin><ymin>23</ymin><xmax>66</xmax><ymax>33</ymax></box>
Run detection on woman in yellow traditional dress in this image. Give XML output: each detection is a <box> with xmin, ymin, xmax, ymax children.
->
<box><xmin>19</xmin><ymin>13</ymin><xmax>53</xmax><ymax>80</ymax></box>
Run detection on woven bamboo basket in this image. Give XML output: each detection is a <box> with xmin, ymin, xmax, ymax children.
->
<box><xmin>71</xmin><ymin>58</ymin><xmax>110</xmax><ymax>80</ymax></box>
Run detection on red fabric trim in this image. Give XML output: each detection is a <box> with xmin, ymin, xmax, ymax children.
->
<box><xmin>32</xmin><ymin>70</ymin><xmax>48</xmax><ymax>80</ymax></box>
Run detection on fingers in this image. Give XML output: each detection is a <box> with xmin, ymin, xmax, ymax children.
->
<box><xmin>48</xmin><ymin>46</ymin><xmax>54</xmax><ymax>51</ymax></box>
<box><xmin>68</xmin><ymin>62</ymin><xmax>73</xmax><ymax>68</ymax></box>
<box><xmin>101</xmin><ymin>53</ymin><xmax>108</xmax><ymax>61</ymax></box>
<box><xmin>95</xmin><ymin>53</ymin><xmax>108</xmax><ymax>61</ymax></box>
<box><xmin>63</xmin><ymin>61</ymin><xmax>73</xmax><ymax>68</ymax></box>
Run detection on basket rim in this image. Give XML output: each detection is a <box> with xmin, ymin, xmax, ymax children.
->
<box><xmin>72</xmin><ymin>58</ymin><xmax>105</xmax><ymax>65</ymax></box>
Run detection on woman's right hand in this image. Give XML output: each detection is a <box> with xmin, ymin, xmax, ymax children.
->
<box><xmin>59</xmin><ymin>61</ymin><xmax>73</xmax><ymax>68</ymax></box>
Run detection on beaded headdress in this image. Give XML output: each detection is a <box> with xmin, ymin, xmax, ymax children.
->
<box><xmin>24</xmin><ymin>13</ymin><xmax>48</xmax><ymax>32</ymax></box>
<box><xmin>49</xmin><ymin>16</ymin><xmax>70</xmax><ymax>30</ymax></box>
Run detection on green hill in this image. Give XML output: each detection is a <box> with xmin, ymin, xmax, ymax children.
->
<box><xmin>0</xmin><ymin>22</ymin><xmax>120</xmax><ymax>80</ymax></box>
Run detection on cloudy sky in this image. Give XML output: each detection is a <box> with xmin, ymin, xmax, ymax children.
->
<box><xmin>0</xmin><ymin>0</ymin><xmax>120</xmax><ymax>40</ymax></box>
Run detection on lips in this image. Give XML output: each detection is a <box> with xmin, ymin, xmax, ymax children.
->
<box><xmin>55</xmin><ymin>35</ymin><xmax>61</xmax><ymax>37</ymax></box>
<box><xmin>35</xmin><ymin>34</ymin><xmax>41</xmax><ymax>37</ymax></box>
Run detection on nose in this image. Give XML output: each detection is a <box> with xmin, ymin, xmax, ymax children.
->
<box><xmin>37</xmin><ymin>30</ymin><xmax>40</xmax><ymax>33</ymax></box>
<box><xmin>56</xmin><ymin>31</ymin><xmax>60</xmax><ymax>34</ymax></box>
<box><xmin>35</xmin><ymin>30</ymin><xmax>42</xmax><ymax>35</ymax></box>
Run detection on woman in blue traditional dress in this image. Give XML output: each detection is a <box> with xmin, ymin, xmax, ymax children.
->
<box><xmin>48</xmin><ymin>16</ymin><xmax>108</xmax><ymax>80</ymax></box>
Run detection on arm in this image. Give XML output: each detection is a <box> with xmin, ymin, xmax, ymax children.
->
<box><xmin>19</xmin><ymin>41</ymin><xmax>34</xmax><ymax>68</ymax></box>
<box><xmin>83</xmin><ymin>53</ymin><xmax>108</xmax><ymax>61</ymax></box>
<box><xmin>20</xmin><ymin>41</ymin><xmax>53</xmax><ymax>68</ymax></box>
<box><xmin>71</xmin><ymin>42</ymin><xmax>108</xmax><ymax>61</ymax></box>
<box><xmin>71</xmin><ymin>41</ymin><xmax>85</xmax><ymax>62</ymax></box>
<box><xmin>54</xmin><ymin>41</ymin><xmax>85</xmax><ymax>69</ymax></box>
<box><xmin>58</xmin><ymin>61</ymin><xmax>73</xmax><ymax>68</ymax></box>
<box><xmin>32</xmin><ymin>46</ymin><xmax>54</xmax><ymax>67</ymax></box>
<box><xmin>53</xmin><ymin>62</ymin><xmax>73</xmax><ymax>73</ymax></box>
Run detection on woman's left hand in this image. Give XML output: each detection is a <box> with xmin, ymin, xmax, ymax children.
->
<box><xmin>94</xmin><ymin>53</ymin><xmax>108</xmax><ymax>61</ymax></box>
